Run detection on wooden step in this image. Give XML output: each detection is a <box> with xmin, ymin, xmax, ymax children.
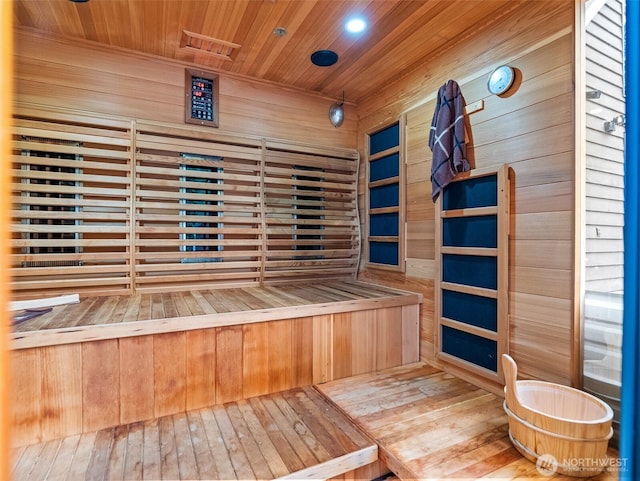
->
<box><xmin>11</xmin><ymin>386</ymin><xmax>380</xmax><ymax>480</ymax></box>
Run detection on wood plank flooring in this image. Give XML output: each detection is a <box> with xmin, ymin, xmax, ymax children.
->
<box><xmin>316</xmin><ymin>363</ymin><xmax>620</xmax><ymax>481</ymax></box>
<box><xmin>11</xmin><ymin>386</ymin><xmax>377</xmax><ymax>481</ymax></box>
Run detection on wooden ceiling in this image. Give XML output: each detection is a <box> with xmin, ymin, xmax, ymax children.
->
<box><xmin>14</xmin><ymin>0</ymin><xmax>535</xmax><ymax>103</ymax></box>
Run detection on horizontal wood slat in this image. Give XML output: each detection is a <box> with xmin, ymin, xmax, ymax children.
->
<box><xmin>11</xmin><ymin>113</ymin><xmax>133</xmax><ymax>296</ymax></box>
<box><xmin>11</xmin><ymin>110</ymin><xmax>360</xmax><ymax>296</ymax></box>
<box><xmin>263</xmin><ymin>147</ymin><xmax>359</xmax><ymax>283</ymax></box>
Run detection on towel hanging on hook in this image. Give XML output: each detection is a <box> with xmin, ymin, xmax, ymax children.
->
<box><xmin>428</xmin><ymin>79</ymin><xmax>470</xmax><ymax>201</ymax></box>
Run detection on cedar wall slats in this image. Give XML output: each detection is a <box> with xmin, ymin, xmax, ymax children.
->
<box><xmin>11</xmin><ymin>114</ymin><xmax>133</xmax><ymax>295</ymax></box>
<box><xmin>357</xmin><ymin>2</ymin><xmax>577</xmax><ymax>387</ymax></box>
<box><xmin>263</xmin><ymin>147</ymin><xmax>359</xmax><ymax>283</ymax></box>
<box><xmin>11</xmin><ymin>113</ymin><xmax>359</xmax><ymax>296</ymax></box>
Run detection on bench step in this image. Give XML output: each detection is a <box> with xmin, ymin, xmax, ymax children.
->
<box><xmin>11</xmin><ymin>386</ymin><xmax>379</xmax><ymax>480</ymax></box>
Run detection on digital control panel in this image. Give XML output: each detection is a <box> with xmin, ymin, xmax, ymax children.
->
<box><xmin>185</xmin><ymin>69</ymin><xmax>219</xmax><ymax>127</ymax></box>
<box><xmin>190</xmin><ymin>76</ymin><xmax>214</xmax><ymax>122</ymax></box>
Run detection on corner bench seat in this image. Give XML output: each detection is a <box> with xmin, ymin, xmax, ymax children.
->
<box><xmin>11</xmin><ymin>280</ymin><xmax>421</xmax><ymax>349</ymax></box>
<box><xmin>10</xmin><ymin>280</ymin><xmax>422</xmax><ymax>449</ymax></box>
<box><xmin>11</xmin><ymin>386</ymin><xmax>380</xmax><ymax>481</ymax></box>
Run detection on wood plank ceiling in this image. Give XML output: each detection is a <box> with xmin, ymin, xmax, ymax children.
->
<box><xmin>14</xmin><ymin>0</ymin><xmax>537</xmax><ymax>103</ymax></box>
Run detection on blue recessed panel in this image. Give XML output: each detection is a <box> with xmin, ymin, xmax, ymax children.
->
<box><xmin>442</xmin><ymin>254</ymin><xmax>497</xmax><ymax>290</ymax></box>
<box><xmin>369</xmin><ymin>123</ymin><xmax>399</xmax><ymax>155</ymax></box>
<box><xmin>369</xmin><ymin>241</ymin><xmax>398</xmax><ymax>265</ymax></box>
<box><xmin>370</xmin><ymin>153</ymin><xmax>399</xmax><ymax>182</ymax></box>
<box><xmin>443</xmin><ymin>174</ymin><xmax>497</xmax><ymax>210</ymax></box>
<box><xmin>442</xmin><ymin>290</ymin><xmax>497</xmax><ymax>331</ymax></box>
<box><xmin>443</xmin><ymin>215</ymin><xmax>497</xmax><ymax>248</ymax></box>
<box><xmin>369</xmin><ymin>183</ymin><xmax>399</xmax><ymax>209</ymax></box>
<box><xmin>370</xmin><ymin>213</ymin><xmax>399</xmax><ymax>236</ymax></box>
<box><xmin>441</xmin><ymin>325</ymin><xmax>497</xmax><ymax>372</ymax></box>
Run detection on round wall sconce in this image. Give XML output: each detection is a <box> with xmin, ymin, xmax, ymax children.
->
<box><xmin>329</xmin><ymin>93</ymin><xmax>344</xmax><ymax>128</ymax></box>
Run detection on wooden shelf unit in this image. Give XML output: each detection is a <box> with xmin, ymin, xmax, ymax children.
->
<box><xmin>434</xmin><ymin>164</ymin><xmax>510</xmax><ymax>385</ymax></box>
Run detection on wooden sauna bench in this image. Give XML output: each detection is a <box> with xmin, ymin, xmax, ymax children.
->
<box><xmin>10</xmin><ymin>280</ymin><xmax>422</xmax><ymax>448</ymax></box>
<box><xmin>11</xmin><ymin>280</ymin><xmax>421</xmax><ymax>349</ymax></box>
<box><xmin>11</xmin><ymin>386</ymin><xmax>383</xmax><ymax>481</ymax></box>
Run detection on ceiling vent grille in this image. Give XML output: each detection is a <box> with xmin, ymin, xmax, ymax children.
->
<box><xmin>180</xmin><ymin>30</ymin><xmax>241</xmax><ymax>62</ymax></box>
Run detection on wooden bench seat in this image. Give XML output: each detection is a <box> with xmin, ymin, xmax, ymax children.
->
<box><xmin>11</xmin><ymin>386</ymin><xmax>382</xmax><ymax>481</ymax></box>
<box><xmin>10</xmin><ymin>281</ymin><xmax>422</xmax><ymax>448</ymax></box>
<box><xmin>11</xmin><ymin>280</ymin><xmax>421</xmax><ymax>349</ymax></box>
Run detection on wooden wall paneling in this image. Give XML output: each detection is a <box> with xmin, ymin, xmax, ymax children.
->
<box><xmin>185</xmin><ymin>329</ymin><xmax>216</xmax><ymax>411</ymax></box>
<box><xmin>82</xmin><ymin>340</ymin><xmax>120</xmax><ymax>433</ymax></box>
<box><xmin>509</xmin><ymin>314</ymin><xmax>572</xmax><ymax>383</ymax></box>
<box><xmin>401</xmin><ymin>304</ymin><xmax>420</xmax><ymax>365</ymax></box>
<box><xmin>153</xmin><ymin>332</ymin><xmax>186</xmax><ymax>417</ymax></box>
<box><xmin>13</xmin><ymin>29</ymin><xmax>356</xmax><ymax>148</ymax></box>
<box><xmin>242</xmin><ymin>322</ymin><xmax>270</xmax><ymax>399</ymax></box>
<box><xmin>312</xmin><ymin>314</ymin><xmax>332</xmax><ymax>384</ymax></box>
<box><xmin>375</xmin><ymin>307</ymin><xmax>403</xmax><ymax>371</ymax></box>
<box><xmin>350</xmin><ymin>310</ymin><xmax>376</xmax><ymax>377</ymax></box>
<box><xmin>40</xmin><ymin>344</ymin><xmax>82</xmax><ymax>441</ymax></box>
<box><xmin>119</xmin><ymin>336</ymin><xmax>154</xmax><ymax>425</ymax></box>
<box><xmin>357</xmin><ymin>270</ymin><xmax>434</xmax><ymax>364</ymax></box>
<box><xmin>216</xmin><ymin>326</ymin><xmax>244</xmax><ymax>403</ymax></box>
<box><xmin>267</xmin><ymin>320</ymin><xmax>293</xmax><ymax>393</ymax></box>
<box><xmin>291</xmin><ymin>317</ymin><xmax>313</xmax><ymax>387</ymax></box>
<box><xmin>10</xmin><ymin>348</ymin><xmax>41</xmax><ymax>446</ymax></box>
<box><xmin>332</xmin><ymin>312</ymin><xmax>353</xmax><ymax>380</ymax></box>
<box><xmin>359</xmin><ymin>25</ymin><xmax>576</xmax><ymax>384</ymax></box>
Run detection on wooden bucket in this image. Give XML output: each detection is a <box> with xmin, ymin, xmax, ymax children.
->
<box><xmin>502</xmin><ymin>355</ymin><xmax>613</xmax><ymax>477</ymax></box>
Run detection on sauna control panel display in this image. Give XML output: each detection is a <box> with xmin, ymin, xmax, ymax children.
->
<box><xmin>185</xmin><ymin>68</ymin><xmax>219</xmax><ymax>128</ymax></box>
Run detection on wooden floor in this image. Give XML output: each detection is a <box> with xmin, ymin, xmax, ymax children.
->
<box><xmin>316</xmin><ymin>363</ymin><xmax>620</xmax><ymax>481</ymax></box>
<box><xmin>12</xmin><ymin>363</ymin><xmax>621</xmax><ymax>480</ymax></box>
<box><xmin>11</xmin><ymin>386</ymin><xmax>378</xmax><ymax>481</ymax></box>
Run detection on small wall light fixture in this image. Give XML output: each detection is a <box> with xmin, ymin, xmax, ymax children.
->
<box><xmin>329</xmin><ymin>93</ymin><xmax>345</xmax><ymax>128</ymax></box>
<box><xmin>604</xmin><ymin>114</ymin><xmax>625</xmax><ymax>133</ymax></box>
<box><xmin>586</xmin><ymin>90</ymin><xmax>601</xmax><ymax>99</ymax></box>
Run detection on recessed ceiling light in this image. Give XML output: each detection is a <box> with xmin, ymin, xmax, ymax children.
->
<box><xmin>345</xmin><ymin>18</ymin><xmax>367</xmax><ymax>33</ymax></box>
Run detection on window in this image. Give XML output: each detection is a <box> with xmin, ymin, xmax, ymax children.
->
<box><xmin>582</xmin><ymin>0</ymin><xmax>626</xmax><ymax>437</ymax></box>
<box><xmin>366</xmin><ymin>121</ymin><xmax>404</xmax><ymax>269</ymax></box>
<box><xmin>179</xmin><ymin>155</ymin><xmax>223</xmax><ymax>263</ymax></box>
